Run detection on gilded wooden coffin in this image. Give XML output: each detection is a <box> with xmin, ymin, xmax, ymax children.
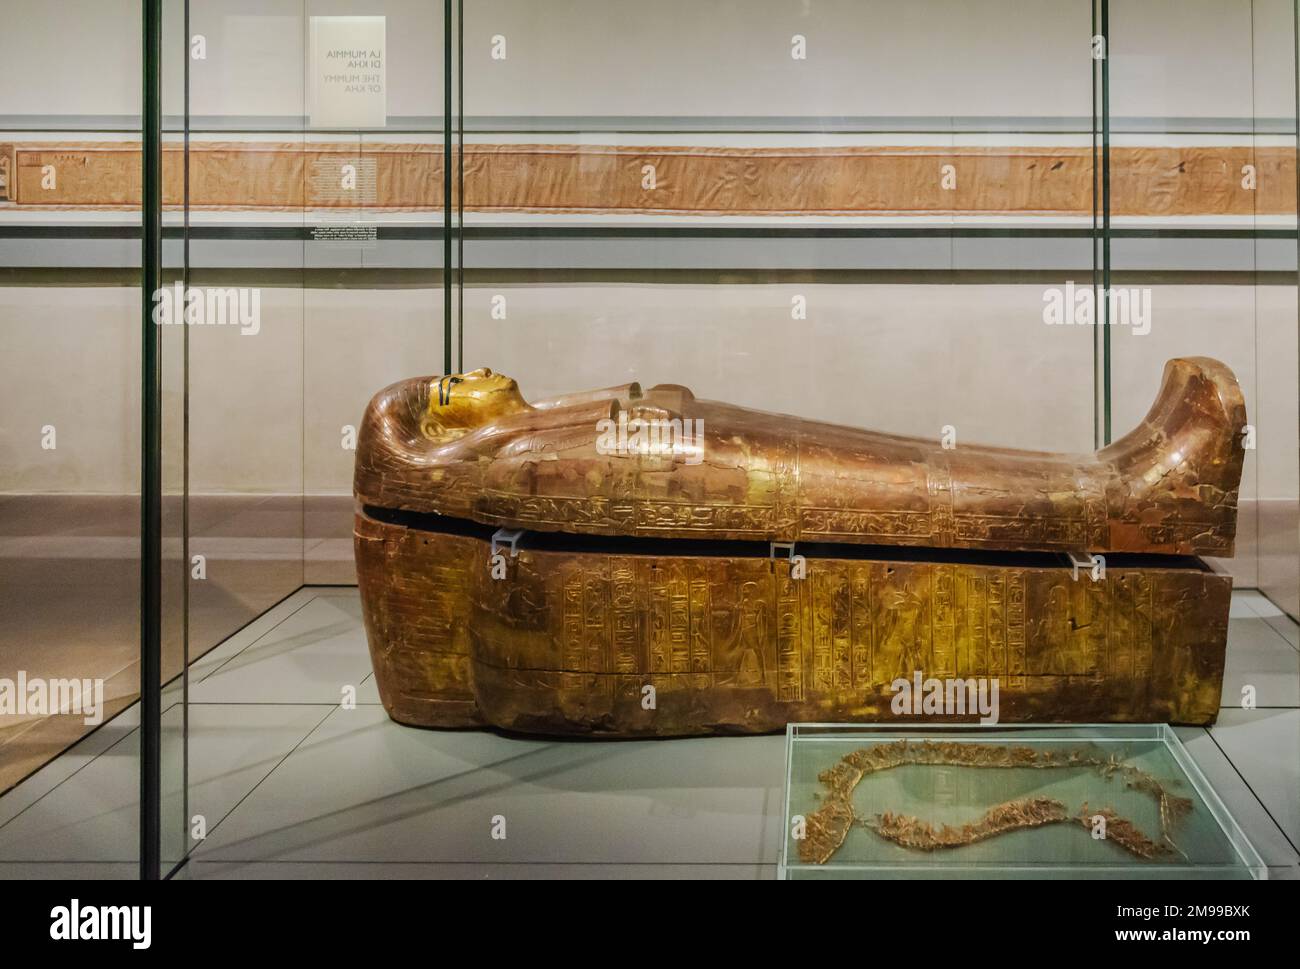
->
<box><xmin>354</xmin><ymin>357</ymin><xmax>1245</xmax><ymax>734</ymax></box>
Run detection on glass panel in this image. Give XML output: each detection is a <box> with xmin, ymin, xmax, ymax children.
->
<box><xmin>184</xmin><ymin>0</ymin><xmax>306</xmax><ymax>667</ymax></box>
<box><xmin>1255</xmin><ymin>0</ymin><xmax>1300</xmax><ymax>620</ymax></box>
<box><xmin>1108</xmin><ymin>0</ymin><xmax>1299</xmax><ymax>621</ymax></box>
<box><xmin>160</xmin><ymin>0</ymin><xmax>189</xmax><ymax>876</ymax></box>
<box><xmin>178</xmin><ymin>0</ymin><xmax>310</xmax><ymax>872</ymax></box>
<box><xmin>781</xmin><ymin>724</ymin><xmax>1267</xmax><ymax>879</ymax></box>
<box><xmin>0</xmin><ymin>0</ymin><xmax>144</xmax><ymax>878</ymax></box>
<box><xmin>297</xmin><ymin>2</ymin><xmax>445</xmax><ymax>584</ymax></box>
<box><xmin>177</xmin><ymin>0</ymin><xmax>445</xmax><ymax>870</ymax></box>
<box><xmin>460</xmin><ymin>0</ymin><xmax>1099</xmax><ymax>454</ymax></box>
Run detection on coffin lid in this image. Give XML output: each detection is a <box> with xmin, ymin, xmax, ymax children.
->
<box><xmin>354</xmin><ymin>359</ymin><xmax>1246</xmax><ymax>557</ymax></box>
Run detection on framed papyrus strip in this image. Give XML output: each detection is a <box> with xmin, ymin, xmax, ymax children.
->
<box><xmin>1</xmin><ymin>141</ymin><xmax>1292</xmax><ymax>216</ymax></box>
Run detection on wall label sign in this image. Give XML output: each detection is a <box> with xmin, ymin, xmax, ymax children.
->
<box><xmin>309</xmin><ymin>16</ymin><xmax>386</xmax><ymax>128</ymax></box>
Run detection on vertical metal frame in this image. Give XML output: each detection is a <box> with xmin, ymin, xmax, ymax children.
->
<box><xmin>1099</xmin><ymin>0</ymin><xmax>1111</xmax><ymax>446</ymax></box>
<box><xmin>140</xmin><ymin>0</ymin><xmax>163</xmax><ymax>880</ymax></box>
<box><xmin>1091</xmin><ymin>0</ymin><xmax>1111</xmax><ymax>449</ymax></box>
<box><xmin>183</xmin><ymin>0</ymin><xmax>192</xmax><ymax>855</ymax></box>
<box><xmin>456</xmin><ymin>0</ymin><xmax>464</xmax><ymax>372</ymax></box>
<box><xmin>443</xmin><ymin>0</ymin><xmax>453</xmax><ymax>374</ymax></box>
<box><xmin>175</xmin><ymin>0</ymin><xmax>193</xmax><ymax>880</ymax></box>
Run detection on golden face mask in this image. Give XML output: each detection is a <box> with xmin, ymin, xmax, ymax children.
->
<box><xmin>419</xmin><ymin>368</ymin><xmax>530</xmax><ymax>441</ymax></box>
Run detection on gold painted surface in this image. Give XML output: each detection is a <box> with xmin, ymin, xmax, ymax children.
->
<box><xmin>356</xmin><ymin>358</ymin><xmax>1246</xmax><ymax>557</ymax></box>
<box><xmin>354</xmin><ymin>358</ymin><xmax>1241</xmax><ymax>737</ymax></box>
<box><xmin>355</xmin><ymin>508</ymin><xmax>1230</xmax><ymax>736</ymax></box>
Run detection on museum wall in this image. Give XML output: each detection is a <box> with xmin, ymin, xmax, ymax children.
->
<box><xmin>3</xmin><ymin>0</ymin><xmax>1292</xmax><ymax>121</ymax></box>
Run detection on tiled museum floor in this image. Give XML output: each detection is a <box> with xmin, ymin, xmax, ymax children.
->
<box><xmin>0</xmin><ymin>587</ymin><xmax>1296</xmax><ymax>880</ymax></box>
<box><xmin>0</xmin><ymin>495</ymin><xmax>354</xmax><ymax>792</ymax></box>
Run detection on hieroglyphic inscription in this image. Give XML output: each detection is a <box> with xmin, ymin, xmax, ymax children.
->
<box><xmin>1112</xmin><ymin>572</ymin><xmax>1133</xmax><ymax>679</ymax></box>
<box><xmin>1083</xmin><ymin>575</ymin><xmax>1106</xmax><ymax>678</ymax></box>
<box><xmin>800</xmin><ymin>509</ymin><xmax>932</xmax><ymax>541</ymax></box>
<box><xmin>953</xmin><ymin>514</ymin><xmax>1089</xmax><ymax>547</ymax></box>
<box><xmin>830</xmin><ymin>568</ymin><xmax>853</xmax><ymax>691</ymax></box>
<box><xmin>584</xmin><ymin>566</ymin><xmax>609</xmax><ymax>697</ymax></box>
<box><xmin>544</xmin><ymin>561</ymin><xmax>1182</xmax><ymax>696</ymax></box>
<box><xmin>480</xmin><ymin>492</ymin><xmax>614</xmax><ymax>529</ymax></box>
<box><xmin>932</xmin><ymin>565</ymin><xmax>956</xmax><ymax>678</ymax></box>
<box><xmin>927</xmin><ymin>468</ymin><xmax>955</xmax><ymax>548</ymax></box>
<box><xmin>777</xmin><ymin>573</ymin><xmax>803</xmax><ymax>702</ymax></box>
<box><xmin>667</xmin><ymin>562</ymin><xmax>690</xmax><ymax>676</ymax></box>
<box><xmin>360</xmin><ymin>513</ymin><xmax>1230</xmax><ymax>729</ymax></box>
<box><xmin>967</xmin><ymin>573</ymin><xmax>988</xmax><ymax>676</ymax></box>
<box><xmin>812</xmin><ymin>570</ymin><xmax>833</xmax><ymax>693</ymax></box>
<box><xmin>639</xmin><ymin>501</ymin><xmax>776</xmax><ymax>534</ymax></box>
<box><xmin>1139</xmin><ymin>520</ymin><xmax>1232</xmax><ymax>553</ymax></box>
<box><xmin>1133</xmin><ymin>574</ymin><xmax>1153</xmax><ymax>677</ymax></box>
<box><xmin>984</xmin><ymin>573</ymin><xmax>1004</xmax><ymax>680</ymax></box>
<box><xmin>611</xmin><ymin>557</ymin><xmax>640</xmax><ymax>698</ymax></box>
<box><xmin>1007</xmin><ymin>570</ymin><xmax>1026</xmax><ymax>688</ymax></box>
<box><xmin>1084</xmin><ymin>496</ymin><xmax>1109</xmax><ymax>548</ymax></box>
<box><xmin>851</xmin><ymin>567</ymin><xmax>872</xmax><ymax>689</ymax></box>
<box><xmin>689</xmin><ymin>561</ymin><xmax>711</xmax><ymax>689</ymax></box>
<box><xmin>562</xmin><ymin>570</ymin><xmax>584</xmax><ymax>691</ymax></box>
<box><xmin>649</xmin><ymin>566</ymin><xmax>669</xmax><ymax>675</ymax></box>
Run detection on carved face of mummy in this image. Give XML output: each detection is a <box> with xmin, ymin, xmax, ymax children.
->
<box><xmin>422</xmin><ymin>368</ymin><xmax>529</xmax><ymax>440</ymax></box>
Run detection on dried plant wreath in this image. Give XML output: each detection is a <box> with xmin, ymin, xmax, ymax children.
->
<box><xmin>800</xmin><ymin>740</ymin><xmax>1192</xmax><ymax>865</ymax></box>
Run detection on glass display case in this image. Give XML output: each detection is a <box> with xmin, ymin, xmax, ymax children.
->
<box><xmin>780</xmin><ymin>724</ymin><xmax>1267</xmax><ymax>879</ymax></box>
<box><xmin>0</xmin><ymin>0</ymin><xmax>1295</xmax><ymax>882</ymax></box>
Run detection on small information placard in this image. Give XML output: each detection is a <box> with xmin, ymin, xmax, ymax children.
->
<box><xmin>312</xmin><ymin>224</ymin><xmax>379</xmax><ymax>249</ymax></box>
<box><xmin>309</xmin><ymin>16</ymin><xmax>386</xmax><ymax>128</ymax></box>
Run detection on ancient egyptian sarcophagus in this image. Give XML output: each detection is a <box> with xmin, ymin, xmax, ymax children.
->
<box><xmin>354</xmin><ymin>358</ymin><xmax>1245</xmax><ymax>734</ymax></box>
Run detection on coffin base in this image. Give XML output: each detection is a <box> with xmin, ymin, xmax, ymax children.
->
<box><xmin>355</xmin><ymin>508</ymin><xmax>1229</xmax><ymax>735</ymax></box>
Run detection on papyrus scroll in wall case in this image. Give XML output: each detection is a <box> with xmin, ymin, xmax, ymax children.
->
<box><xmin>2</xmin><ymin>142</ymin><xmax>1293</xmax><ymax>216</ymax></box>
